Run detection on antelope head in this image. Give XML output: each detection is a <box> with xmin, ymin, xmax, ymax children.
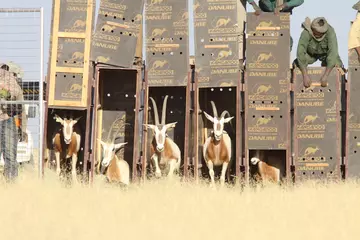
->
<box><xmin>143</xmin><ymin>95</ymin><xmax>177</xmax><ymax>153</ymax></box>
<box><xmin>99</xmin><ymin>118</ymin><xmax>128</xmax><ymax>168</ymax></box>
<box><xmin>99</xmin><ymin>141</ymin><xmax>128</xmax><ymax>168</ymax></box>
<box><xmin>54</xmin><ymin>114</ymin><xmax>81</xmax><ymax>144</ymax></box>
<box><xmin>203</xmin><ymin>101</ymin><xmax>234</xmax><ymax>141</ymax></box>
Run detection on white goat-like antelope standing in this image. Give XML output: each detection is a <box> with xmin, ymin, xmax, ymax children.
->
<box><xmin>143</xmin><ymin>95</ymin><xmax>181</xmax><ymax>178</ymax></box>
<box><xmin>98</xmin><ymin>119</ymin><xmax>130</xmax><ymax>185</ymax></box>
<box><xmin>203</xmin><ymin>101</ymin><xmax>234</xmax><ymax>187</ymax></box>
<box><xmin>52</xmin><ymin>114</ymin><xmax>81</xmax><ymax>183</ymax></box>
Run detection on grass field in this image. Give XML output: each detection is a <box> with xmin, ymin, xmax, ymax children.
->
<box><xmin>0</xmin><ymin>165</ymin><xmax>359</xmax><ymax>240</ymax></box>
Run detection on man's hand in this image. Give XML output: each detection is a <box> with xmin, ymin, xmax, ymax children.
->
<box><xmin>275</xmin><ymin>3</ymin><xmax>288</xmax><ymax>15</ymax></box>
<box><xmin>320</xmin><ymin>74</ymin><xmax>329</xmax><ymax>87</ymax></box>
<box><xmin>251</xmin><ymin>3</ymin><xmax>262</xmax><ymax>16</ymax></box>
<box><xmin>303</xmin><ymin>74</ymin><xmax>312</xmax><ymax>88</ymax></box>
<box><xmin>254</xmin><ymin>8</ymin><xmax>262</xmax><ymax>16</ymax></box>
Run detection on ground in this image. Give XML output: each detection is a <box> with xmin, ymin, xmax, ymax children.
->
<box><xmin>0</xmin><ymin>166</ymin><xmax>359</xmax><ymax>240</ymax></box>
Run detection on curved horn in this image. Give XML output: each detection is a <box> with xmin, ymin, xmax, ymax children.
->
<box><xmin>149</xmin><ymin>97</ymin><xmax>160</xmax><ymax>125</ymax></box>
<box><xmin>106</xmin><ymin>114</ymin><xmax>121</xmax><ymax>142</ymax></box>
<box><xmin>161</xmin><ymin>95</ymin><xmax>169</xmax><ymax>125</ymax></box>
<box><xmin>220</xmin><ymin>110</ymin><xmax>231</xmax><ymax>119</ymax></box>
<box><xmin>210</xmin><ymin>101</ymin><xmax>218</xmax><ymax>118</ymax></box>
<box><xmin>111</xmin><ymin>120</ymin><xmax>130</xmax><ymax>142</ymax></box>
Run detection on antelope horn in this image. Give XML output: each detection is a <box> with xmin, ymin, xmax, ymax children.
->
<box><xmin>107</xmin><ymin>114</ymin><xmax>121</xmax><ymax>142</ymax></box>
<box><xmin>210</xmin><ymin>101</ymin><xmax>218</xmax><ymax>118</ymax></box>
<box><xmin>161</xmin><ymin>95</ymin><xmax>169</xmax><ymax>125</ymax></box>
<box><xmin>220</xmin><ymin>110</ymin><xmax>231</xmax><ymax>119</ymax></box>
<box><xmin>149</xmin><ymin>97</ymin><xmax>160</xmax><ymax>125</ymax></box>
<box><xmin>111</xmin><ymin>121</ymin><xmax>130</xmax><ymax>142</ymax></box>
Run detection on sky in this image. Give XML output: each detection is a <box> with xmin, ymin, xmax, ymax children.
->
<box><xmin>0</xmin><ymin>0</ymin><xmax>357</xmax><ymax>78</ymax></box>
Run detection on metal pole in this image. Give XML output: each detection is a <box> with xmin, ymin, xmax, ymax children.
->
<box><xmin>39</xmin><ymin>7</ymin><xmax>44</xmax><ymax>179</ymax></box>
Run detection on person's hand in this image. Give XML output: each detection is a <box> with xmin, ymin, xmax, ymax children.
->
<box><xmin>303</xmin><ymin>74</ymin><xmax>312</xmax><ymax>88</ymax></box>
<box><xmin>254</xmin><ymin>8</ymin><xmax>262</xmax><ymax>15</ymax></box>
<box><xmin>320</xmin><ymin>74</ymin><xmax>329</xmax><ymax>87</ymax></box>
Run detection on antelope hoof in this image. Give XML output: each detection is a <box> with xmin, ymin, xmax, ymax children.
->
<box><xmin>72</xmin><ymin>171</ymin><xmax>78</xmax><ymax>183</ymax></box>
<box><xmin>56</xmin><ymin>168</ymin><xmax>61</xmax><ymax>176</ymax></box>
<box><xmin>155</xmin><ymin>170</ymin><xmax>161</xmax><ymax>178</ymax></box>
<box><xmin>220</xmin><ymin>177</ymin><xmax>225</xmax><ymax>186</ymax></box>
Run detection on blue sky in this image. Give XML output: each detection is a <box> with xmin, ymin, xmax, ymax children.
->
<box><xmin>0</xmin><ymin>0</ymin><xmax>357</xmax><ymax>77</ymax></box>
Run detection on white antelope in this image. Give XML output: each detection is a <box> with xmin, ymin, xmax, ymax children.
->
<box><xmin>52</xmin><ymin>114</ymin><xmax>81</xmax><ymax>183</ymax></box>
<box><xmin>143</xmin><ymin>95</ymin><xmax>181</xmax><ymax>178</ymax></box>
<box><xmin>98</xmin><ymin>119</ymin><xmax>130</xmax><ymax>185</ymax></box>
<box><xmin>203</xmin><ymin>101</ymin><xmax>234</xmax><ymax>187</ymax></box>
<box><xmin>250</xmin><ymin>151</ymin><xmax>280</xmax><ymax>183</ymax></box>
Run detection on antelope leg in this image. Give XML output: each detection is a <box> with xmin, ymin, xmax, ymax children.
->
<box><xmin>71</xmin><ymin>153</ymin><xmax>78</xmax><ymax>183</ymax></box>
<box><xmin>207</xmin><ymin>160</ymin><xmax>215</xmax><ymax>187</ymax></box>
<box><xmin>55</xmin><ymin>151</ymin><xmax>61</xmax><ymax>176</ymax></box>
<box><xmin>167</xmin><ymin>159</ymin><xmax>177</xmax><ymax>178</ymax></box>
<box><xmin>152</xmin><ymin>154</ymin><xmax>161</xmax><ymax>178</ymax></box>
<box><xmin>220</xmin><ymin>162</ymin><xmax>229</xmax><ymax>186</ymax></box>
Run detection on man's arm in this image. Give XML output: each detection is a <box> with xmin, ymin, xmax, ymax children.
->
<box><xmin>284</xmin><ymin>0</ymin><xmax>304</xmax><ymax>8</ymax></box>
<box><xmin>8</xmin><ymin>77</ymin><xmax>27</xmax><ymax>131</ymax></box>
<box><xmin>325</xmin><ymin>28</ymin><xmax>341</xmax><ymax>74</ymax></box>
<box><xmin>296</xmin><ymin>30</ymin><xmax>311</xmax><ymax>71</ymax></box>
<box><xmin>247</xmin><ymin>0</ymin><xmax>262</xmax><ymax>14</ymax></box>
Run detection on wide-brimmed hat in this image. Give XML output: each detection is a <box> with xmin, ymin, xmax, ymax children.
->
<box><xmin>311</xmin><ymin>17</ymin><xmax>329</xmax><ymax>33</ymax></box>
<box><xmin>353</xmin><ymin>1</ymin><xmax>360</xmax><ymax>11</ymax></box>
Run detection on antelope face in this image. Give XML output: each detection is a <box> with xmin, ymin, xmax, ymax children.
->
<box><xmin>54</xmin><ymin>115</ymin><xmax>81</xmax><ymax>144</ymax></box>
<box><xmin>203</xmin><ymin>112</ymin><xmax>233</xmax><ymax>141</ymax></box>
<box><xmin>144</xmin><ymin>122</ymin><xmax>177</xmax><ymax>152</ymax></box>
<box><xmin>99</xmin><ymin>141</ymin><xmax>127</xmax><ymax>167</ymax></box>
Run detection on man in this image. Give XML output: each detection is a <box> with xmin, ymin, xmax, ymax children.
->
<box><xmin>349</xmin><ymin>1</ymin><xmax>360</xmax><ymax>63</ymax></box>
<box><xmin>247</xmin><ymin>0</ymin><xmax>305</xmax><ymax>51</ymax></box>
<box><xmin>0</xmin><ymin>63</ymin><xmax>27</xmax><ymax>182</ymax></box>
<box><xmin>294</xmin><ymin>17</ymin><xmax>343</xmax><ymax>88</ymax></box>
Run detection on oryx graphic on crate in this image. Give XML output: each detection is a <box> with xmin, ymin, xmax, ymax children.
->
<box><xmin>143</xmin><ymin>95</ymin><xmax>181</xmax><ymax>178</ymax></box>
<box><xmin>202</xmin><ymin>101</ymin><xmax>234</xmax><ymax>187</ymax></box>
<box><xmin>52</xmin><ymin>114</ymin><xmax>81</xmax><ymax>183</ymax></box>
<box><xmin>98</xmin><ymin>117</ymin><xmax>130</xmax><ymax>185</ymax></box>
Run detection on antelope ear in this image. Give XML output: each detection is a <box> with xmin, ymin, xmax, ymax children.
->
<box><xmin>73</xmin><ymin>116</ymin><xmax>82</xmax><ymax>124</ymax></box>
<box><xmin>165</xmin><ymin>122</ymin><xmax>177</xmax><ymax>129</ymax></box>
<box><xmin>97</xmin><ymin>139</ymin><xmax>106</xmax><ymax>146</ymax></box>
<box><xmin>114</xmin><ymin>142</ymin><xmax>127</xmax><ymax>150</ymax></box>
<box><xmin>203</xmin><ymin>111</ymin><xmax>214</xmax><ymax>122</ymax></box>
<box><xmin>224</xmin><ymin>116</ymin><xmax>234</xmax><ymax>123</ymax></box>
<box><xmin>54</xmin><ymin>114</ymin><xmax>64</xmax><ymax>125</ymax></box>
<box><xmin>143</xmin><ymin>124</ymin><xmax>156</xmax><ymax>130</ymax></box>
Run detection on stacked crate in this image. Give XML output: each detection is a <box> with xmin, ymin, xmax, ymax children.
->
<box><xmin>244</xmin><ymin>13</ymin><xmax>291</xmax><ymax>182</ymax></box>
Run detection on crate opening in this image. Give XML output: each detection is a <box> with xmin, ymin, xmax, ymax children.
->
<box><xmin>249</xmin><ymin>149</ymin><xmax>287</xmax><ymax>183</ymax></box>
<box><xmin>198</xmin><ymin>87</ymin><xmax>237</xmax><ymax>184</ymax></box>
<box><xmin>45</xmin><ymin>108</ymin><xmax>88</xmax><ymax>178</ymax></box>
<box><xmin>97</xmin><ymin>68</ymin><xmax>138</xmax><ymax>180</ymax></box>
<box><xmin>146</xmin><ymin>87</ymin><xmax>187</xmax><ymax>177</ymax></box>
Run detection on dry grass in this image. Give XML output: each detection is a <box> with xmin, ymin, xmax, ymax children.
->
<box><xmin>0</xmin><ymin>165</ymin><xmax>359</xmax><ymax>240</ymax></box>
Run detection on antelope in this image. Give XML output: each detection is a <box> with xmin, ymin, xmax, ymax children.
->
<box><xmin>202</xmin><ymin>101</ymin><xmax>234</xmax><ymax>187</ymax></box>
<box><xmin>143</xmin><ymin>95</ymin><xmax>181</xmax><ymax>178</ymax></box>
<box><xmin>52</xmin><ymin>114</ymin><xmax>81</xmax><ymax>183</ymax></box>
<box><xmin>98</xmin><ymin>119</ymin><xmax>130</xmax><ymax>186</ymax></box>
<box><xmin>250</xmin><ymin>152</ymin><xmax>280</xmax><ymax>184</ymax></box>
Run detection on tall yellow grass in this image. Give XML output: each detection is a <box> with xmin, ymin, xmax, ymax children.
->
<box><xmin>0</xmin><ymin>165</ymin><xmax>359</xmax><ymax>240</ymax></box>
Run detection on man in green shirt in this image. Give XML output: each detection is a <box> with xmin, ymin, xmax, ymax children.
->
<box><xmin>247</xmin><ymin>0</ymin><xmax>304</xmax><ymax>51</ymax></box>
<box><xmin>293</xmin><ymin>17</ymin><xmax>343</xmax><ymax>88</ymax></box>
